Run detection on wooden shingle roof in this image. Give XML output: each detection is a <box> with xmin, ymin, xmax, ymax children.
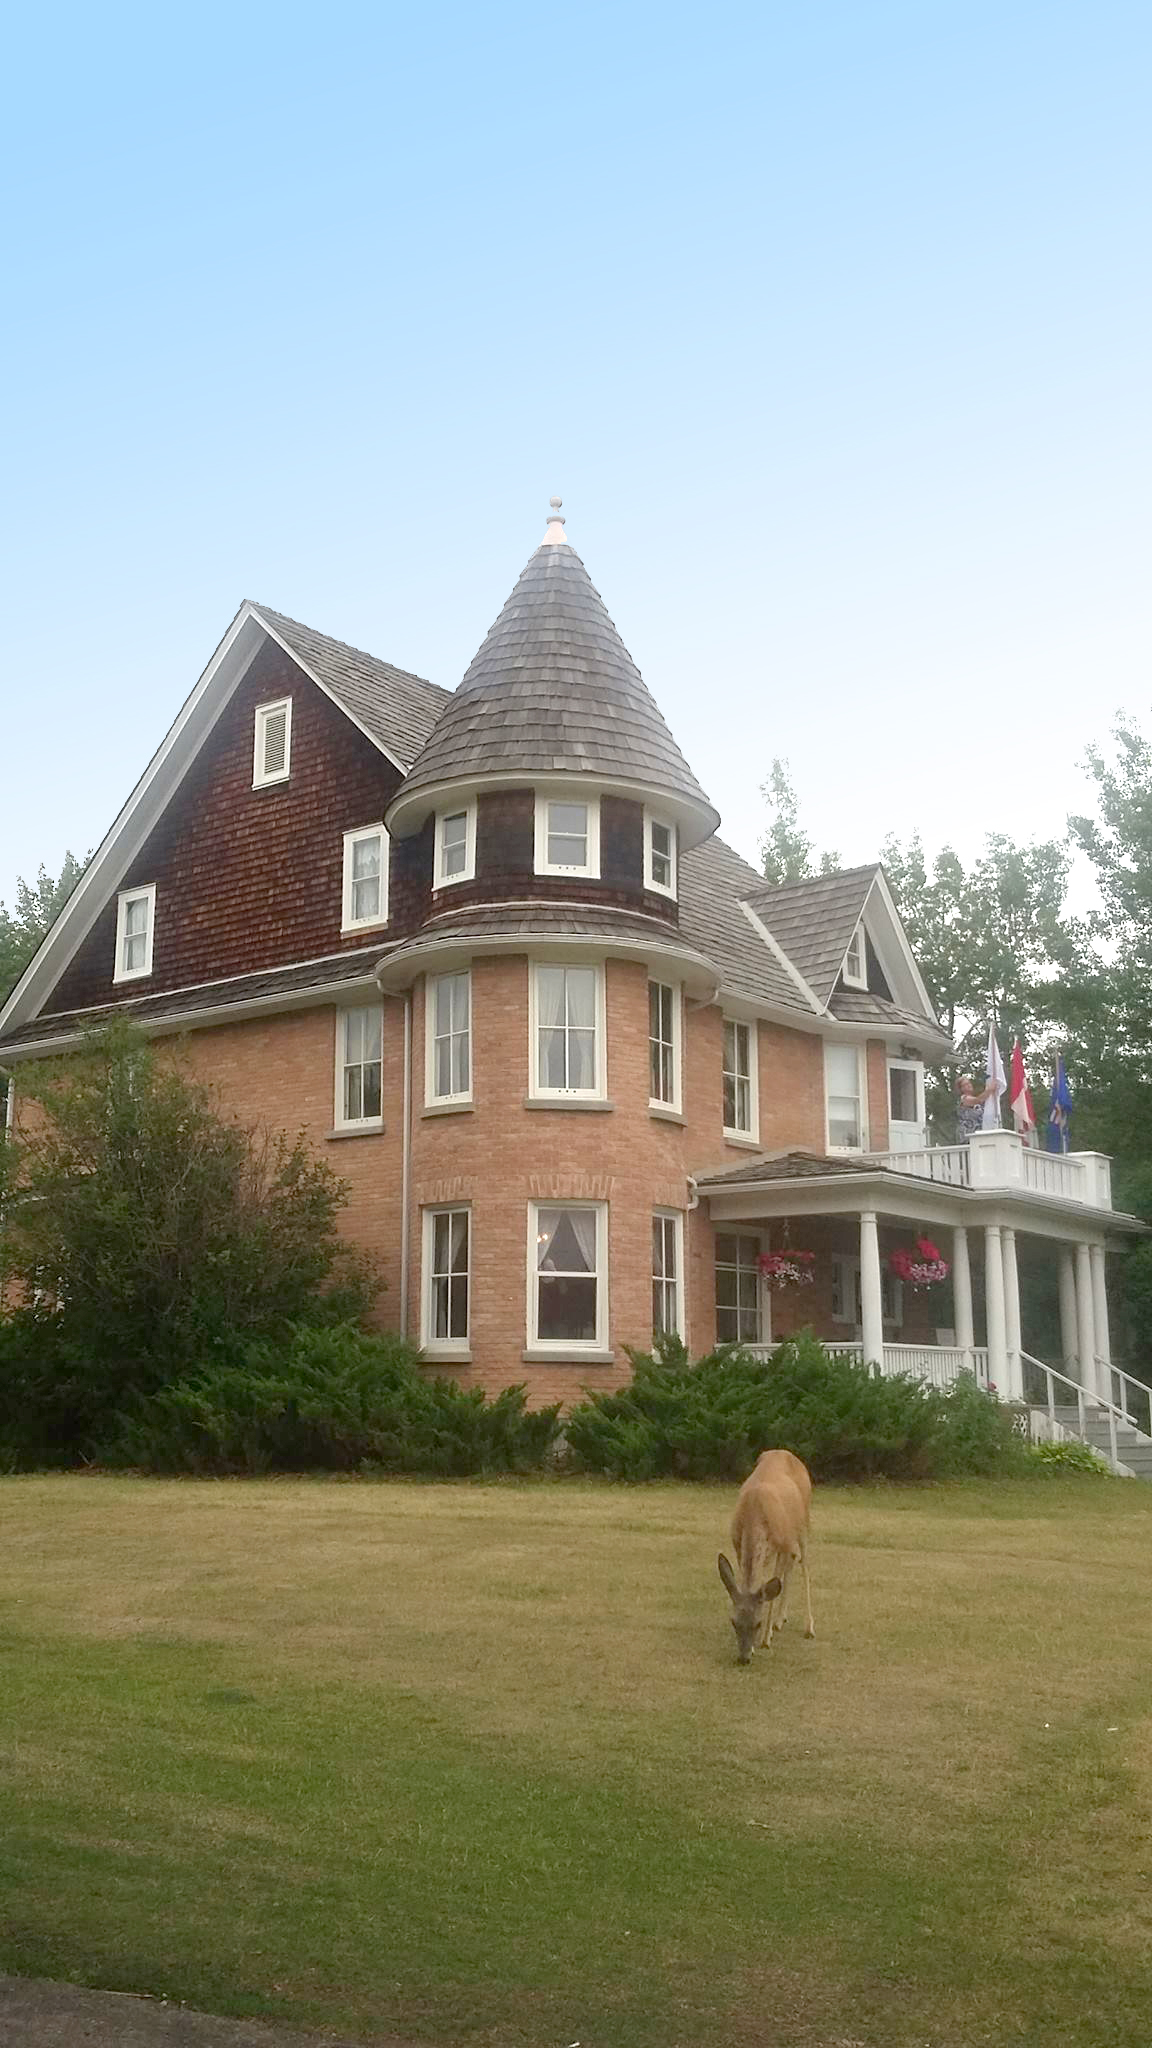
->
<box><xmin>744</xmin><ymin>867</ymin><xmax>878</xmax><ymax>1006</ymax></box>
<box><xmin>251</xmin><ymin>604</ymin><xmax>452</xmax><ymax>769</ymax></box>
<box><xmin>388</xmin><ymin>540</ymin><xmax>718</xmax><ymax>836</ymax></box>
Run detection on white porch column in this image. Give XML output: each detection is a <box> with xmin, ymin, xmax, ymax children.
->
<box><xmin>859</xmin><ymin>1210</ymin><xmax>884</xmax><ymax>1369</ymax></box>
<box><xmin>1000</xmin><ymin>1227</ymin><xmax>1024</xmax><ymax>1402</ymax></box>
<box><xmin>952</xmin><ymin>1225</ymin><xmax>974</xmax><ymax>1368</ymax></box>
<box><xmin>1090</xmin><ymin>1243</ymin><xmax>1112</xmax><ymax>1402</ymax></box>
<box><xmin>1075</xmin><ymin>1241</ymin><xmax>1097</xmax><ymax>1400</ymax></box>
<box><xmin>984</xmin><ymin>1224</ymin><xmax>1008</xmax><ymax>1396</ymax></box>
<box><xmin>1058</xmin><ymin>1249</ymin><xmax>1078</xmax><ymax>1375</ymax></box>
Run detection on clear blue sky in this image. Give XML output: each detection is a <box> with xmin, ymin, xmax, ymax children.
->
<box><xmin>2</xmin><ymin>2</ymin><xmax>1150</xmax><ymax>906</ymax></box>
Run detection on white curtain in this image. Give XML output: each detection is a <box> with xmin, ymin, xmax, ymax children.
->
<box><xmin>537</xmin><ymin>1207</ymin><xmax>597</xmax><ymax>1274</ymax></box>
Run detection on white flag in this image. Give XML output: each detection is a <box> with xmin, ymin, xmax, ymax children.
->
<box><xmin>982</xmin><ymin>1023</ymin><xmax>1007</xmax><ymax>1129</ymax></box>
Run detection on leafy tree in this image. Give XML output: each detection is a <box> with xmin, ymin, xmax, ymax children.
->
<box><xmin>0</xmin><ymin>1020</ymin><xmax>377</xmax><ymax>1456</ymax></box>
<box><xmin>0</xmin><ymin>852</ymin><xmax>88</xmax><ymax>1001</ymax></box>
<box><xmin>759</xmin><ymin>759</ymin><xmax>840</xmax><ymax>885</ymax></box>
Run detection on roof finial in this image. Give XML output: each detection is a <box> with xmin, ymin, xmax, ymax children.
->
<box><xmin>543</xmin><ymin>495</ymin><xmax>567</xmax><ymax>546</ymax></box>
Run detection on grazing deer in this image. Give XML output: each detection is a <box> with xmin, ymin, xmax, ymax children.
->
<box><xmin>717</xmin><ymin>1449</ymin><xmax>815</xmax><ymax>1665</ymax></box>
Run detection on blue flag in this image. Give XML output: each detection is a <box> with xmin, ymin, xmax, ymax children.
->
<box><xmin>1046</xmin><ymin>1055</ymin><xmax>1073</xmax><ymax>1153</ymax></box>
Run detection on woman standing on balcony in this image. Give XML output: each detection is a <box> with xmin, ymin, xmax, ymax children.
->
<box><xmin>956</xmin><ymin>1075</ymin><xmax>996</xmax><ymax>1140</ymax></box>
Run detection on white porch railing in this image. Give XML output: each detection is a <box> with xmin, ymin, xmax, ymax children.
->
<box><xmin>871</xmin><ymin>1130</ymin><xmax>1114</xmax><ymax>1209</ymax></box>
<box><xmin>1019</xmin><ymin>1352</ymin><xmax>1143</xmax><ymax>1475</ymax></box>
<box><xmin>751</xmin><ymin>1340</ymin><xmax>990</xmax><ymax>1391</ymax></box>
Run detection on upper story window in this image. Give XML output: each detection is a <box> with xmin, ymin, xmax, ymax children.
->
<box><xmin>531</xmin><ymin>963</ymin><xmax>604</xmax><ymax>1098</ymax></box>
<box><xmin>722</xmin><ymin>1017</ymin><xmax>758</xmax><ymax>1139</ymax></box>
<box><xmin>336</xmin><ymin>1005</ymin><xmax>383</xmax><ymax>1128</ymax></box>
<box><xmin>649</xmin><ymin>980</ymin><xmax>681</xmax><ymax>1110</ymax></box>
<box><xmin>644</xmin><ymin>813</ymin><xmax>677</xmax><ymax>898</ymax></box>
<box><xmin>825</xmin><ymin>1042</ymin><xmax>866</xmax><ymax>1150</ymax></box>
<box><xmin>534</xmin><ymin>794</ymin><xmax>601</xmax><ymax>878</ymax></box>
<box><xmin>253</xmin><ymin>698</ymin><xmax>292</xmax><ymax>787</ymax></box>
<box><xmin>342</xmin><ymin>826</ymin><xmax>388</xmax><ymax>932</ymax></box>
<box><xmin>842</xmin><ymin>924</ymin><xmax>866</xmax><ymax>989</ymax></box>
<box><xmin>427</xmin><ymin>971</ymin><xmax>471</xmax><ymax>1104</ymax></box>
<box><xmin>435</xmin><ymin>803</ymin><xmax>476</xmax><ymax>888</ymax></box>
<box><xmin>113</xmin><ymin>884</ymin><xmax>156</xmax><ymax>983</ymax></box>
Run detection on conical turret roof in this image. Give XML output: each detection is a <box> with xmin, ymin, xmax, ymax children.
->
<box><xmin>387</xmin><ymin>515</ymin><xmax>719</xmax><ymax>843</ymax></box>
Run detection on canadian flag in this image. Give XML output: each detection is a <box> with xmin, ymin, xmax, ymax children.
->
<box><xmin>1009</xmin><ymin>1040</ymin><xmax>1036</xmax><ymax>1139</ymax></box>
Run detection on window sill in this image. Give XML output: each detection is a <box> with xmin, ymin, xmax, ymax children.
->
<box><xmin>340</xmin><ymin>920</ymin><xmax>390</xmax><ymax>937</ymax></box>
<box><xmin>251</xmin><ymin>776</ymin><xmax>290</xmax><ymax>791</ymax></box>
<box><xmin>432</xmin><ymin>876</ymin><xmax>475</xmax><ymax>893</ymax></box>
<box><xmin>723</xmin><ymin>1130</ymin><xmax>762</xmax><ymax>1150</ymax></box>
<box><xmin>523</xmin><ymin>1096</ymin><xmax>614</xmax><ymax>1113</ymax></box>
<box><xmin>422</xmin><ymin>1101</ymin><xmax>474</xmax><ymax>1118</ymax></box>
<box><xmin>522</xmin><ymin>1348</ymin><xmax>616</xmax><ymax>1365</ymax></box>
<box><xmin>423</xmin><ymin>1346</ymin><xmax>472</xmax><ymax>1363</ymax></box>
<box><xmin>649</xmin><ymin>1104</ymin><xmax>686</xmax><ymax>1124</ymax></box>
<box><xmin>326</xmin><ymin>1120</ymin><xmax>385</xmax><ymax>1140</ymax></box>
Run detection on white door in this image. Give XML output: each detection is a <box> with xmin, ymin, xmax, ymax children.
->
<box><xmin>887</xmin><ymin>1059</ymin><xmax>927</xmax><ymax>1151</ymax></box>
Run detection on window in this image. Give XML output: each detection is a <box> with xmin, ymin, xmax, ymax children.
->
<box><xmin>534</xmin><ymin>794</ymin><xmax>600</xmax><ymax>877</ymax></box>
<box><xmin>427</xmin><ymin>971</ymin><xmax>471</xmax><ymax>1103</ymax></box>
<box><xmin>645</xmin><ymin>813</ymin><xmax>677</xmax><ymax>898</ymax></box>
<box><xmin>831</xmin><ymin>1256</ymin><xmax>903</xmax><ymax>1329</ymax></box>
<box><xmin>423</xmin><ymin>1208</ymin><xmax>470</xmax><ymax>1350</ymax></box>
<box><xmin>653</xmin><ymin>1211</ymin><xmax>684</xmax><ymax>1338</ymax></box>
<box><xmin>113</xmin><ymin>884</ymin><xmax>156</xmax><ymax>982</ymax></box>
<box><xmin>842</xmin><ymin>924</ymin><xmax>866</xmax><ymax>989</ymax></box>
<box><xmin>253</xmin><ymin>698</ymin><xmax>292</xmax><ymax>786</ymax></box>
<box><xmin>530</xmin><ymin>1202</ymin><xmax>608</xmax><ymax>1349</ymax></box>
<box><xmin>825</xmin><ymin>1043</ymin><xmax>865</xmax><ymax>1150</ymax></box>
<box><xmin>532</xmin><ymin>964</ymin><xmax>603</xmax><ymax>1097</ymax></box>
<box><xmin>887</xmin><ymin>1059</ymin><xmax>925</xmax><ymax>1148</ymax></box>
<box><xmin>722</xmin><ymin>1018</ymin><xmax>757</xmax><ymax>1137</ymax></box>
<box><xmin>342</xmin><ymin>826</ymin><xmax>388</xmax><ymax>931</ymax></box>
<box><xmin>435</xmin><ymin>803</ymin><xmax>476</xmax><ymax>887</ymax></box>
<box><xmin>648</xmin><ymin>980</ymin><xmax>680</xmax><ymax>1109</ymax></box>
<box><xmin>715</xmin><ymin>1232</ymin><xmax>761</xmax><ymax>1345</ymax></box>
<box><xmin>336</xmin><ymin>1006</ymin><xmax>383</xmax><ymax>1127</ymax></box>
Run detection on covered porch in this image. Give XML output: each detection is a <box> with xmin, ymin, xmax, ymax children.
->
<box><xmin>694</xmin><ymin>1131</ymin><xmax>1151</xmax><ymax>1453</ymax></box>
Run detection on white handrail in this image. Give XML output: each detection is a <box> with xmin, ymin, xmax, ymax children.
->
<box><xmin>1019</xmin><ymin>1351</ymin><xmax>1136</xmax><ymax>1475</ymax></box>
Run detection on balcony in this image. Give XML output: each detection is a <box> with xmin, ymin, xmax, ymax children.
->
<box><xmin>869</xmin><ymin>1129</ymin><xmax>1114</xmax><ymax>1211</ymax></box>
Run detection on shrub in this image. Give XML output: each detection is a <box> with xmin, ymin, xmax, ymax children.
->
<box><xmin>101</xmin><ymin>1323</ymin><xmax>562</xmax><ymax>1477</ymax></box>
<box><xmin>564</xmin><ymin>1333</ymin><xmax>1026</xmax><ymax>1482</ymax></box>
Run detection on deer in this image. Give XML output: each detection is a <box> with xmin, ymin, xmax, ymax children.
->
<box><xmin>717</xmin><ymin>1448</ymin><xmax>815</xmax><ymax>1665</ymax></box>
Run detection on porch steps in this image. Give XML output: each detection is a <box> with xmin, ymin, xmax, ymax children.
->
<box><xmin>1049</xmin><ymin>1404</ymin><xmax>1152</xmax><ymax>1480</ymax></box>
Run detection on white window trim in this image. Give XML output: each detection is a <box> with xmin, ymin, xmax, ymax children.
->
<box><xmin>526</xmin><ymin>1200</ymin><xmax>609</xmax><ymax>1353</ymax></box>
<box><xmin>887</xmin><ymin>1056</ymin><xmax>926</xmax><ymax>1135</ymax></box>
<box><xmin>434</xmin><ymin>801</ymin><xmax>477</xmax><ymax>890</ymax></box>
<box><xmin>648</xmin><ymin>978</ymin><xmax>682</xmax><ymax>1112</ymax></box>
<box><xmin>253</xmin><ymin>697</ymin><xmax>292</xmax><ymax>788</ymax></box>
<box><xmin>831</xmin><ymin>1254</ymin><xmax>904</xmax><ymax>1331</ymax></box>
<box><xmin>341</xmin><ymin>824</ymin><xmax>390</xmax><ymax>933</ymax></box>
<box><xmin>841</xmin><ymin>923</ymin><xmax>867</xmax><ymax>990</ymax></box>
<box><xmin>333</xmin><ymin>1004</ymin><xmax>384</xmax><ymax>1131</ymax></box>
<box><xmin>644</xmin><ymin>811</ymin><xmax>678</xmax><ymax>899</ymax></box>
<box><xmin>714</xmin><ymin>1228</ymin><xmax>765</xmax><ymax>1347</ymax></box>
<box><xmin>825</xmin><ymin>1041</ymin><xmax>868</xmax><ymax>1153</ymax></box>
<box><xmin>652</xmin><ymin>1208</ymin><xmax>686</xmax><ymax>1341</ymax></box>
<box><xmin>533</xmin><ymin>791</ymin><xmax>601</xmax><ymax>878</ymax></box>
<box><xmin>528</xmin><ymin>960</ymin><xmax>607</xmax><ymax>1101</ymax></box>
<box><xmin>421</xmin><ymin>1205</ymin><xmax>471</xmax><ymax>1358</ymax></box>
<box><xmin>425</xmin><ymin>970</ymin><xmax>473</xmax><ymax>1107</ymax></box>
<box><xmin>722</xmin><ymin>1015</ymin><xmax>759</xmax><ymax>1142</ymax></box>
<box><xmin>113</xmin><ymin>883</ymin><xmax>156</xmax><ymax>984</ymax></box>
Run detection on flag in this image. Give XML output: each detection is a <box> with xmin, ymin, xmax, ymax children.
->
<box><xmin>1046</xmin><ymin>1054</ymin><xmax>1073</xmax><ymax>1153</ymax></box>
<box><xmin>1009</xmin><ymin>1040</ymin><xmax>1036</xmax><ymax>1139</ymax></box>
<box><xmin>982</xmin><ymin>1023</ymin><xmax>1007</xmax><ymax>1129</ymax></box>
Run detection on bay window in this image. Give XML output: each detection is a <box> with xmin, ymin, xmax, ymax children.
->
<box><xmin>427</xmin><ymin>971</ymin><xmax>471</xmax><ymax>1104</ymax></box>
<box><xmin>529</xmin><ymin>1202</ymin><xmax>608</xmax><ymax>1350</ymax></box>
<box><xmin>648</xmin><ymin>980</ymin><xmax>680</xmax><ymax>1109</ymax></box>
<box><xmin>644</xmin><ymin>813</ymin><xmax>677</xmax><ymax>897</ymax></box>
<box><xmin>435</xmin><ymin>803</ymin><xmax>476</xmax><ymax>887</ymax></box>
<box><xmin>534</xmin><ymin>794</ymin><xmax>600</xmax><ymax>877</ymax></box>
<box><xmin>532</xmin><ymin>964</ymin><xmax>603</xmax><ymax>1097</ymax></box>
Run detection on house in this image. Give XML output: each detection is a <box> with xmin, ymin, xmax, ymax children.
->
<box><xmin>2</xmin><ymin>503</ymin><xmax>1149</xmax><ymax>1465</ymax></box>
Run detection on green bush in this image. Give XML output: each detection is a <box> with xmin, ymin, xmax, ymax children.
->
<box><xmin>1026</xmin><ymin>1436</ymin><xmax>1112</xmax><ymax>1474</ymax></box>
<box><xmin>564</xmin><ymin>1333</ymin><xmax>1026</xmax><ymax>1482</ymax></box>
<box><xmin>101</xmin><ymin>1323</ymin><xmax>561</xmax><ymax>1477</ymax></box>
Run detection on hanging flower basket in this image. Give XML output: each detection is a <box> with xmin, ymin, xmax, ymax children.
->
<box><xmin>757</xmin><ymin>1250</ymin><xmax>816</xmax><ymax>1291</ymax></box>
<box><xmin>888</xmin><ymin>1237</ymin><xmax>950</xmax><ymax>1290</ymax></box>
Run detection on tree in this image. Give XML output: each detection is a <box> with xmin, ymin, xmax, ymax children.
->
<box><xmin>0</xmin><ymin>1021</ymin><xmax>377</xmax><ymax>1458</ymax></box>
<box><xmin>0</xmin><ymin>852</ymin><xmax>89</xmax><ymax>1002</ymax></box>
<box><xmin>759</xmin><ymin>759</ymin><xmax>840</xmax><ymax>886</ymax></box>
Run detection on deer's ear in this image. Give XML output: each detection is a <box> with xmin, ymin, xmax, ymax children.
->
<box><xmin>717</xmin><ymin>1554</ymin><xmax>738</xmax><ymax>1597</ymax></box>
<box><xmin>760</xmin><ymin>1576</ymin><xmax>783</xmax><ymax>1602</ymax></box>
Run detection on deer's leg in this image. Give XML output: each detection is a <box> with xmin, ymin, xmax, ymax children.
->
<box><xmin>799</xmin><ymin>1534</ymin><xmax>815</xmax><ymax>1638</ymax></box>
<box><xmin>759</xmin><ymin>1552</ymin><xmax>781</xmax><ymax>1647</ymax></box>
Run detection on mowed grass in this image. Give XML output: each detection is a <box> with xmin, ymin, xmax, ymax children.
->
<box><xmin>2</xmin><ymin>1477</ymin><xmax>1152</xmax><ymax>2048</ymax></box>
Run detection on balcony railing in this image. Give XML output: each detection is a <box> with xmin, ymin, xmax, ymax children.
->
<box><xmin>870</xmin><ymin>1130</ymin><xmax>1113</xmax><ymax>1210</ymax></box>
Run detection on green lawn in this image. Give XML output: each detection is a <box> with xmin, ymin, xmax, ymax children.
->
<box><xmin>1</xmin><ymin>1474</ymin><xmax>1151</xmax><ymax>2048</ymax></box>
